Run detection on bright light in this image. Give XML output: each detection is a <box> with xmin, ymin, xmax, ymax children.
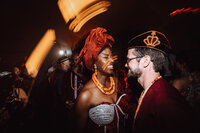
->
<box><xmin>25</xmin><ymin>29</ymin><xmax>56</xmax><ymax>78</ymax></box>
<box><xmin>66</xmin><ymin>49</ymin><xmax>72</xmax><ymax>56</ymax></box>
<box><xmin>57</xmin><ymin>0</ymin><xmax>111</xmax><ymax>32</ymax></box>
<box><xmin>57</xmin><ymin>0</ymin><xmax>97</xmax><ymax>23</ymax></box>
<box><xmin>170</xmin><ymin>7</ymin><xmax>200</xmax><ymax>16</ymax></box>
<box><xmin>59</xmin><ymin>50</ymin><xmax>65</xmax><ymax>55</ymax></box>
<box><xmin>69</xmin><ymin>1</ymin><xmax>110</xmax><ymax>32</ymax></box>
<box><xmin>58</xmin><ymin>49</ymin><xmax>72</xmax><ymax>56</ymax></box>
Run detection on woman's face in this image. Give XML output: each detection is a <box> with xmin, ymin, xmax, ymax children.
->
<box><xmin>95</xmin><ymin>47</ymin><xmax>115</xmax><ymax>75</ymax></box>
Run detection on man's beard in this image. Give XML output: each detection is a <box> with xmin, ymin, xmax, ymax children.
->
<box><xmin>127</xmin><ymin>67</ymin><xmax>142</xmax><ymax>78</ymax></box>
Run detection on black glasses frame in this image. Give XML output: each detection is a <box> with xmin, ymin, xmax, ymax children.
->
<box><xmin>126</xmin><ymin>56</ymin><xmax>143</xmax><ymax>64</ymax></box>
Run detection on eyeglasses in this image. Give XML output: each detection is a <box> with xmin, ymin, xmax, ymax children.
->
<box><xmin>126</xmin><ymin>56</ymin><xmax>143</xmax><ymax>64</ymax></box>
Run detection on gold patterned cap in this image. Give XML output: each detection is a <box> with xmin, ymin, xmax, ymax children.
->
<box><xmin>128</xmin><ymin>30</ymin><xmax>172</xmax><ymax>55</ymax></box>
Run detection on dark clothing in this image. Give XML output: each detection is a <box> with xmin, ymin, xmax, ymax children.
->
<box><xmin>0</xmin><ymin>71</ymin><xmax>32</xmax><ymax>133</ymax></box>
<box><xmin>49</xmin><ymin>69</ymin><xmax>84</xmax><ymax>106</ymax></box>
<box><xmin>49</xmin><ymin>68</ymin><xmax>85</xmax><ymax>133</ymax></box>
<box><xmin>133</xmin><ymin>78</ymin><xmax>198</xmax><ymax>133</ymax></box>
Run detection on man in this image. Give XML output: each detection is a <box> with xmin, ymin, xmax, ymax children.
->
<box><xmin>125</xmin><ymin>30</ymin><xmax>198</xmax><ymax>133</ymax></box>
<box><xmin>48</xmin><ymin>55</ymin><xmax>73</xmax><ymax>132</ymax></box>
<box><xmin>49</xmin><ymin>55</ymin><xmax>73</xmax><ymax>104</ymax></box>
<box><xmin>48</xmin><ymin>55</ymin><xmax>86</xmax><ymax>133</ymax></box>
<box><xmin>0</xmin><ymin>66</ymin><xmax>31</xmax><ymax>133</ymax></box>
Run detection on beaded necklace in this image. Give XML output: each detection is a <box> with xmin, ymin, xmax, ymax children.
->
<box><xmin>70</xmin><ymin>72</ymin><xmax>82</xmax><ymax>91</ymax></box>
<box><xmin>92</xmin><ymin>72</ymin><xmax>116</xmax><ymax>95</ymax></box>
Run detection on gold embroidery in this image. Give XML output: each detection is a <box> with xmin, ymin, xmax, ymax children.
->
<box><xmin>143</xmin><ymin>31</ymin><xmax>160</xmax><ymax>47</ymax></box>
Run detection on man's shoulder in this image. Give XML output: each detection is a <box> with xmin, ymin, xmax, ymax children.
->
<box><xmin>150</xmin><ymin>78</ymin><xmax>174</xmax><ymax>92</ymax></box>
<box><xmin>149</xmin><ymin>78</ymin><xmax>191</xmax><ymax>108</ymax></box>
<box><xmin>147</xmin><ymin>78</ymin><xmax>184</xmax><ymax>101</ymax></box>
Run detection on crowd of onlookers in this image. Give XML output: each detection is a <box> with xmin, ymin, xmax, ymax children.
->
<box><xmin>0</xmin><ymin>50</ymin><xmax>90</xmax><ymax>133</ymax></box>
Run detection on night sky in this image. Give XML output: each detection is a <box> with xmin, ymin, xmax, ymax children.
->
<box><xmin>1</xmin><ymin>0</ymin><xmax>200</xmax><ymax>74</ymax></box>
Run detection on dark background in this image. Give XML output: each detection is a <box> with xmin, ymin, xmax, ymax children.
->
<box><xmin>0</xmin><ymin>1</ymin><xmax>199</xmax><ymax>133</ymax></box>
<box><xmin>1</xmin><ymin>0</ymin><xmax>199</xmax><ymax>76</ymax></box>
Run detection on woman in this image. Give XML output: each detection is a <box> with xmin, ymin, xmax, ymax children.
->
<box><xmin>74</xmin><ymin>27</ymin><xmax>135</xmax><ymax>133</ymax></box>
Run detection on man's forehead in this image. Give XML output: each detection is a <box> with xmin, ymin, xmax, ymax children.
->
<box><xmin>127</xmin><ymin>49</ymin><xmax>135</xmax><ymax>56</ymax></box>
<box><xmin>62</xmin><ymin>60</ymin><xmax>70</xmax><ymax>64</ymax></box>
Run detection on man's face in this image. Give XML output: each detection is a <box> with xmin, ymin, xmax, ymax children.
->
<box><xmin>125</xmin><ymin>49</ymin><xmax>142</xmax><ymax>78</ymax></box>
<box><xmin>61</xmin><ymin>60</ymin><xmax>71</xmax><ymax>70</ymax></box>
<box><xmin>14</xmin><ymin>67</ymin><xmax>20</xmax><ymax>75</ymax></box>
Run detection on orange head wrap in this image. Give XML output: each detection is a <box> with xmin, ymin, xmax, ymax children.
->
<box><xmin>77</xmin><ymin>27</ymin><xmax>115</xmax><ymax>71</ymax></box>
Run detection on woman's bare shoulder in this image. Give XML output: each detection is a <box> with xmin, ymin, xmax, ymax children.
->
<box><xmin>77</xmin><ymin>80</ymin><xmax>95</xmax><ymax>104</ymax></box>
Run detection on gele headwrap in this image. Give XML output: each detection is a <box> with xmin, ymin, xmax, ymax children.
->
<box><xmin>77</xmin><ymin>27</ymin><xmax>114</xmax><ymax>71</ymax></box>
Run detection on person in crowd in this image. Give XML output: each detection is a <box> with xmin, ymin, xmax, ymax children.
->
<box><xmin>125</xmin><ymin>30</ymin><xmax>198</xmax><ymax>133</ymax></box>
<box><xmin>186</xmin><ymin>71</ymin><xmax>200</xmax><ymax>121</ymax></box>
<box><xmin>47</xmin><ymin>52</ymin><xmax>87</xmax><ymax>133</ymax></box>
<box><xmin>74</xmin><ymin>27</ymin><xmax>135</xmax><ymax>133</ymax></box>
<box><xmin>72</xmin><ymin>52</ymin><xmax>90</xmax><ymax>98</ymax></box>
<box><xmin>48</xmin><ymin>55</ymin><xmax>74</xmax><ymax>132</ymax></box>
<box><xmin>47</xmin><ymin>60</ymin><xmax>57</xmax><ymax>80</ymax></box>
<box><xmin>169</xmin><ymin>55</ymin><xmax>200</xmax><ymax>122</ymax></box>
<box><xmin>0</xmin><ymin>66</ymin><xmax>31</xmax><ymax>133</ymax></box>
<box><xmin>169</xmin><ymin>55</ymin><xmax>192</xmax><ymax>97</ymax></box>
<box><xmin>11</xmin><ymin>66</ymin><xmax>30</xmax><ymax>108</ymax></box>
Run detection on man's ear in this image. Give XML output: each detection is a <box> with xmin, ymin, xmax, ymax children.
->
<box><xmin>141</xmin><ymin>55</ymin><xmax>151</xmax><ymax>68</ymax></box>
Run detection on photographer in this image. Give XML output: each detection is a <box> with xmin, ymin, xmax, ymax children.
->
<box><xmin>0</xmin><ymin>66</ymin><xmax>31</xmax><ymax>133</ymax></box>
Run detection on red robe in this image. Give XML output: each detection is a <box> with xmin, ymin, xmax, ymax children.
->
<box><xmin>133</xmin><ymin>78</ymin><xmax>198</xmax><ymax>133</ymax></box>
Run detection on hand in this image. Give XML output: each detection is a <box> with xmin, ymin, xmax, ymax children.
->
<box><xmin>14</xmin><ymin>88</ymin><xmax>29</xmax><ymax>108</ymax></box>
<box><xmin>65</xmin><ymin>100</ymin><xmax>74</xmax><ymax>109</ymax></box>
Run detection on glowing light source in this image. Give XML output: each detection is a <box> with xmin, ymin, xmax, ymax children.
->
<box><xmin>170</xmin><ymin>7</ymin><xmax>200</xmax><ymax>16</ymax></box>
<box><xmin>67</xmin><ymin>49</ymin><xmax>72</xmax><ymax>56</ymax></box>
<box><xmin>58</xmin><ymin>49</ymin><xmax>72</xmax><ymax>56</ymax></box>
<box><xmin>57</xmin><ymin>0</ymin><xmax>97</xmax><ymax>23</ymax></box>
<box><xmin>57</xmin><ymin>0</ymin><xmax>111</xmax><ymax>32</ymax></box>
<box><xmin>69</xmin><ymin>1</ymin><xmax>111</xmax><ymax>32</ymax></box>
<box><xmin>25</xmin><ymin>29</ymin><xmax>56</xmax><ymax>78</ymax></box>
<box><xmin>59</xmin><ymin>50</ymin><xmax>65</xmax><ymax>55</ymax></box>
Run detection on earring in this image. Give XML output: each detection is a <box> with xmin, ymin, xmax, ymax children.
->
<box><xmin>94</xmin><ymin>64</ymin><xmax>97</xmax><ymax>74</ymax></box>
